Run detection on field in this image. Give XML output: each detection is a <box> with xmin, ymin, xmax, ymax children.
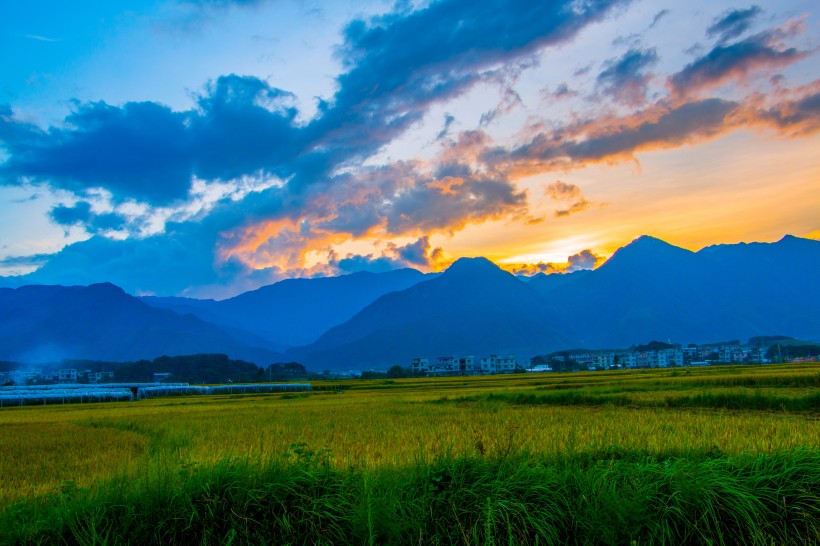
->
<box><xmin>0</xmin><ymin>363</ymin><xmax>818</xmax><ymax>544</ymax></box>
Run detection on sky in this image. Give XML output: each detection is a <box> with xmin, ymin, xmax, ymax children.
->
<box><xmin>0</xmin><ymin>0</ymin><xmax>818</xmax><ymax>298</ymax></box>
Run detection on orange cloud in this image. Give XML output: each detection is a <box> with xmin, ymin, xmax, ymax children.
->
<box><xmin>502</xmin><ymin>249</ymin><xmax>606</xmax><ymax>276</ymax></box>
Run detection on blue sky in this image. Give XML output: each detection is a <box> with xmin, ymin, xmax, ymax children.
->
<box><xmin>1</xmin><ymin>0</ymin><xmax>818</xmax><ymax>297</ymax></box>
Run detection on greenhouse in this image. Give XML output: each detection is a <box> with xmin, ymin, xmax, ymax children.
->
<box><xmin>0</xmin><ymin>382</ymin><xmax>189</xmax><ymax>391</ymax></box>
<box><xmin>209</xmin><ymin>383</ymin><xmax>312</xmax><ymax>395</ymax></box>
<box><xmin>137</xmin><ymin>383</ymin><xmax>312</xmax><ymax>399</ymax></box>
<box><xmin>135</xmin><ymin>385</ymin><xmax>212</xmax><ymax>399</ymax></box>
<box><xmin>0</xmin><ymin>388</ymin><xmax>134</xmax><ymax>407</ymax></box>
<box><xmin>0</xmin><ymin>382</ymin><xmax>313</xmax><ymax>407</ymax></box>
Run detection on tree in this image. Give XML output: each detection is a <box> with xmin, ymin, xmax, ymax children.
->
<box><xmin>385</xmin><ymin>365</ymin><xmax>407</xmax><ymax>378</ymax></box>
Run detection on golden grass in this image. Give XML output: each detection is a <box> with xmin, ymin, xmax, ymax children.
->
<box><xmin>0</xmin><ymin>364</ymin><xmax>817</xmax><ymax>505</ymax></box>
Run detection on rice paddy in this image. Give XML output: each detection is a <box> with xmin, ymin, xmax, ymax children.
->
<box><xmin>0</xmin><ymin>363</ymin><xmax>818</xmax><ymax>544</ymax></box>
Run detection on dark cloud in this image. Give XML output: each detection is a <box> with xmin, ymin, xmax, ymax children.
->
<box><xmin>383</xmin><ymin>168</ymin><xmax>527</xmax><ymax>235</ymax></box>
<box><xmin>49</xmin><ymin>202</ymin><xmax>93</xmax><ymax>226</ymax></box>
<box><xmin>0</xmin><ymin>76</ymin><xmax>300</xmax><ymax>205</ymax></box>
<box><xmin>751</xmin><ymin>89</ymin><xmax>820</xmax><ymax>136</ymax></box>
<box><xmin>392</xmin><ymin>236</ymin><xmax>433</xmax><ymax>266</ymax></box>
<box><xmin>2</xmin><ymin>0</ymin><xmax>627</xmax><ymax>208</ymax></box>
<box><xmin>567</xmin><ymin>249</ymin><xmax>604</xmax><ymax>271</ymax></box>
<box><xmin>331</xmin><ymin>236</ymin><xmax>442</xmax><ymax>274</ymax></box>
<box><xmin>1</xmin><ymin>0</ymin><xmax>643</xmax><ymax>295</ymax></box>
<box><xmin>498</xmin><ymin>98</ymin><xmax>738</xmax><ymax>174</ymax></box>
<box><xmin>301</xmin><ymin>0</ymin><xmax>629</xmax><ymax>179</ymax></box>
<box><xmin>669</xmin><ymin>31</ymin><xmax>807</xmax><ymax>98</ymax></box>
<box><xmin>49</xmin><ymin>202</ymin><xmax>126</xmax><ymax>233</ymax></box>
<box><xmin>334</xmin><ymin>254</ymin><xmax>399</xmax><ymax>274</ymax></box>
<box><xmin>506</xmin><ymin>248</ymin><xmax>604</xmax><ymax>275</ymax></box>
<box><xmin>706</xmin><ymin>6</ymin><xmax>762</xmax><ymax>44</ymax></box>
<box><xmin>597</xmin><ymin>48</ymin><xmax>658</xmax><ymax>107</ymax></box>
<box><xmin>1</xmin><ymin>102</ymin><xmax>191</xmax><ymax>204</ymax></box>
<box><xmin>0</xmin><ymin>104</ymin><xmax>43</xmax><ymax>146</ymax></box>
<box><xmin>298</xmin><ymin>158</ymin><xmax>529</xmax><ymax>238</ymax></box>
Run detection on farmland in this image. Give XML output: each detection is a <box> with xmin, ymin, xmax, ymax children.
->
<box><xmin>0</xmin><ymin>363</ymin><xmax>818</xmax><ymax>544</ymax></box>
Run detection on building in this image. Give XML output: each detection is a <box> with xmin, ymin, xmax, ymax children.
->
<box><xmin>412</xmin><ymin>354</ymin><xmax>517</xmax><ymax>376</ymax></box>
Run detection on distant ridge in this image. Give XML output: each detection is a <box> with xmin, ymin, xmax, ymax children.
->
<box><xmin>0</xmin><ymin>283</ymin><xmax>278</xmax><ymax>364</ymax></box>
<box><xmin>287</xmin><ymin>256</ymin><xmax>576</xmax><ymax>369</ymax></box>
<box><xmin>2</xmin><ymin>235</ymin><xmax>818</xmax><ymax>369</ymax></box>
<box><xmin>143</xmin><ymin>268</ymin><xmax>432</xmax><ymax>347</ymax></box>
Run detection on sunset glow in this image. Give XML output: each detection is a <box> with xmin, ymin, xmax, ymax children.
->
<box><xmin>1</xmin><ymin>0</ymin><xmax>818</xmax><ymax>297</ymax></box>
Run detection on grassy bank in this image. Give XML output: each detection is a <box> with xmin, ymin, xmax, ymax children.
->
<box><xmin>1</xmin><ymin>364</ymin><xmax>817</xmax><ymax>543</ymax></box>
<box><xmin>2</xmin><ymin>448</ymin><xmax>817</xmax><ymax>545</ymax></box>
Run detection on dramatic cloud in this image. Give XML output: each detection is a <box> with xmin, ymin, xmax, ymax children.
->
<box><xmin>497</xmin><ymin>98</ymin><xmax>738</xmax><ymax>175</ymax></box>
<box><xmin>2</xmin><ymin>0</ymin><xmax>817</xmax><ymax>298</ymax></box>
<box><xmin>746</xmin><ymin>85</ymin><xmax>820</xmax><ymax>136</ymax></box>
<box><xmin>507</xmin><ymin>249</ymin><xmax>605</xmax><ymax>275</ymax></box>
<box><xmin>567</xmin><ymin>249</ymin><xmax>604</xmax><ymax>271</ymax></box>
<box><xmin>669</xmin><ymin>30</ymin><xmax>807</xmax><ymax>98</ymax></box>
<box><xmin>219</xmin><ymin>156</ymin><xmax>528</xmax><ymax>273</ymax></box>
<box><xmin>300</xmin><ymin>0</ymin><xmax>630</xmax><ymax>179</ymax></box>
<box><xmin>706</xmin><ymin>5</ymin><xmax>762</xmax><ymax>44</ymax></box>
<box><xmin>597</xmin><ymin>48</ymin><xmax>658</xmax><ymax>106</ymax></box>
<box><xmin>331</xmin><ymin>236</ymin><xmax>444</xmax><ymax>274</ymax></box>
<box><xmin>0</xmin><ymin>76</ymin><xmax>300</xmax><ymax>205</ymax></box>
<box><xmin>485</xmin><ymin>79</ymin><xmax>820</xmax><ymax>181</ymax></box>
<box><xmin>0</xmin><ymin>0</ymin><xmax>629</xmax><ymax>293</ymax></box>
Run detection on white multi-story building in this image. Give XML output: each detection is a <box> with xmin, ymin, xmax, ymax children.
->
<box><xmin>413</xmin><ymin>354</ymin><xmax>517</xmax><ymax>376</ymax></box>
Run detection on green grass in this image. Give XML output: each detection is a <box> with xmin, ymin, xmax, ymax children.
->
<box><xmin>1</xmin><ymin>448</ymin><xmax>817</xmax><ymax>545</ymax></box>
<box><xmin>1</xmin><ymin>363</ymin><xmax>818</xmax><ymax>544</ymax></box>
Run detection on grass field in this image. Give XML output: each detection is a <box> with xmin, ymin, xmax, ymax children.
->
<box><xmin>0</xmin><ymin>363</ymin><xmax>818</xmax><ymax>544</ymax></box>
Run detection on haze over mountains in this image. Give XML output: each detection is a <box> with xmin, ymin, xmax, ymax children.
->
<box><xmin>1</xmin><ymin>235</ymin><xmax>818</xmax><ymax>369</ymax></box>
<box><xmin>0</xmin><ymin>283</ymin><xmax>278</xmax><ymax>363</ymax></box>
<box><xmin>142</xmin><ymin>268</ymin><xmax>430</xmax><ymax>348</ymax></box>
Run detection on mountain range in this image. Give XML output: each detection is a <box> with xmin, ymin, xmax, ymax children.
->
<box><xmin>142</xmin><ymin>268</ymin><xmax>430</xmax><ymax>348</ymax></box>
<box><xmin>1</xmin><ymin>235</ymin><xmax>818</xmax><ymax>369</ymax></box>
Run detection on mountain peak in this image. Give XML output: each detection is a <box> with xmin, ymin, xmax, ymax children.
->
<box><xmin>443</xmin><ymin>257</ymin><xmax>504</xmax><ymax>277</ymax></box>
<box><xmin>630</xmin><ymin>235</ymin><xmax>674</xmax><ymax>248</ymax></box>
<box><xmin>600</xmin><ymin>235</ymin><xmax>694</xmax><ymax>271</ymax></box>
<box><xmin>777</xmin><ymin>234</ymin><xmax>817</xmax><ymax>246</ymax></box>
<box><xmin>87</xmin><ymin>282</ymin><xmax>127</xmax><ymax>294</ymax></box>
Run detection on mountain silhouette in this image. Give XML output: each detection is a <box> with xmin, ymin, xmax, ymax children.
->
<box><xmin>0</xmin><ymin>283</ymin><xmax>278</xmax><ymax>363</ymax></box>
<box><xmin>287</xmin><ymin>257</ymin><xmax>575</xmax><ymax>369</ymax></box>
<box><xmin>143</xmin><ymin>268</ymin><xmax>430</xmax><ymax>347</ymax></box>
<box><xmin>545</xmin><ymin>234</ymin><xmax>820</xmax><ymax>347</ymax></box>
<box><xmin>3</xmin><ymin>235</ymin><xmax>818</xmax><ymax>369</ymax></box>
